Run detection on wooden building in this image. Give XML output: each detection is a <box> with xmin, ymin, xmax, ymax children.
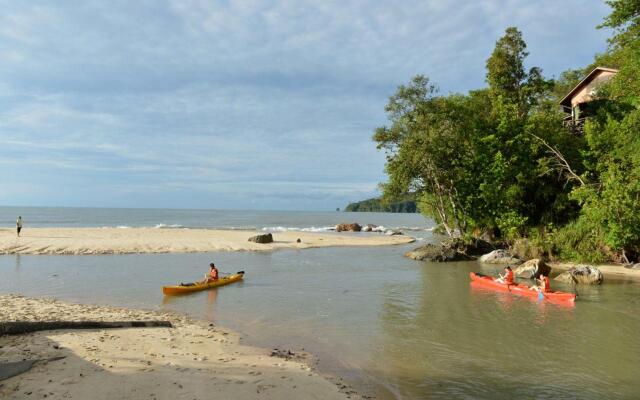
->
<box><xmin>559</xmin><ymin>67</ymin><xmax>618</xmax><ymax>133</ymax></box>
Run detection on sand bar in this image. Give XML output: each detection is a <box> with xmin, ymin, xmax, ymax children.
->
<box><xmin>0</xmin><ymin>227</ymin><xmax>414</xmax><ymax>255</ymax></box>
<box><xmin>0</xmin><ymin>295</ymin><xmax>362</xmax><ymax>399</ymax></box>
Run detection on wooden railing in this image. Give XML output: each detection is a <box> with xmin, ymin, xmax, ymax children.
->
<box><xmin>562</xmin><ymin>117</ymin><xmax>587</xmax><ymax>135</ymax></box>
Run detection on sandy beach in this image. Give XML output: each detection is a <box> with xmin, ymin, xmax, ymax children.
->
<box><xmin>0</xmin><ymin>295</ymin><xmax>362</xmax><ymax>400</ymax></box>
<box><xmin>0</xmin><ymin>227</ymin><xmax>414</xmax><ymax>255</ymax></box>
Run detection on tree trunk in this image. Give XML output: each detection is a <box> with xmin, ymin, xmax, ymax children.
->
<box><xmin>0</xmin><ymin>321</ymin><xmax>172</xmax><ymax>336</ymax></box>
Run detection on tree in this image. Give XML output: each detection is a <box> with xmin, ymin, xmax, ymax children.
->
<box><xmin>374</xmin><ymin>76</ymin><xmax>476</xmax><ymax>237</ymax></box>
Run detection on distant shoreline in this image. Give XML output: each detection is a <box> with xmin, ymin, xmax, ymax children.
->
<box><xmin>0</xmin><ymin>227</ymin><xmax>414</xmax><ymax>255</ymax></box>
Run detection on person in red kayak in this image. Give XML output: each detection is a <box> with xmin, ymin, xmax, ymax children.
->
<box><xmin>530</xmin><ymin>273</ymin><xmax>551</xmax><ymax>292</ymax></box>
<box><xmin>495</xmin><ymin>266</ymin><xmax>514</xmax><ymax>285</ymax></box>
<box><xmin>204</xmin><ymin>262</ymin><xmax>219</xmax><ymax>283</ymax></box>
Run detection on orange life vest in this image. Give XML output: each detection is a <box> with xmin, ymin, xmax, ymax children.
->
<box><xmin>209</xmin><ymin>268</ymin><xmax>219</xmax><ymax>281</ymax></box>
<box><xmin>542</xmin><ymin>276</ymin><xmax>550</xmax><ymax>292</ymax></box>
<box><xmin>505</xmin><ymin>270</ymin><xmax>514</xmax><ymax>284</ymax></box>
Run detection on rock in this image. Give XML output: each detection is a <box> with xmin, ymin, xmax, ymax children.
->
<box><xmin>248</xmin><ymin>233</ymin><xmax>273</xmax><ymax>244</ymax></box>
<box><xmin>514</xmin><ymin>259</ymin><xmax>551</xmax><ymax>279</ymax></box>
<box><xmin>296</xmin><ymin>238</ymin><xmax>301</xmax><ymax>243</ymax></box>
<box><xmin>405</xmin><ymin>243</ymin><xmax>474</xmax><ymax>262</ymax></box>
<box><xmin>405</xmin><ymin>238</ymin><xmax>498</xmax><ymax>262</ymax></box>
<box><xmin>361</xmin><ymin>224</ymin><xmax>378</xmax><ymax>232</ymax></box>
<box><xmin>385</xmin><ymin>230</ymin><xmax>403</xmax><ymax>236</ymax></box>
<box><xmin>554</xmin><ymin>265</ymin><xmax>603</xmax><ymax>285</ymax></box>
<box><xmin>335</xmin><ymin>223</ymin><xmax>362</xmax><ymax>232</ymax></box>
<box><xmin>554</xmin><ymin>272</ymin><xmax>575</xmax><ymax>283</ymax></box>
<box><xmin>624</xmin><ymin>263</ymin><xmax>640</xmax><ymax>270</ymax></box>
<box><xmin>479</xmin><ymin>249</ymin><xmax>522</xmax><ymax>265</ymax></box>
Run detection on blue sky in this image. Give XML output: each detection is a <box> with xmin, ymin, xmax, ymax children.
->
<box><xmin>0</xmin><ymin>0</ymin><xmax>612</xmax><ymax>210</ymax></box>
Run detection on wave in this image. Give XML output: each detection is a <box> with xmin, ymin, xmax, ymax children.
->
<box><xmin>154</xmin><ymin>223</ymin><xmax>184</xmax><ymax>229</ymax></box>
<box><xmin>396</xmin><ymin>226</ymin><xmax>434</xmax><ymax>231</ymax></box>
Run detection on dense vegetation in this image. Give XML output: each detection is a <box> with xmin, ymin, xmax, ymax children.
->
<box><xmin>374</xmin><ymin>0</ymin><xmax>640</xmax><ymax>263</ymax></box>
<box><xmin>344</xmin><ymin>197</ymin><xmax>417</xmax><ymax>213</ymax></box>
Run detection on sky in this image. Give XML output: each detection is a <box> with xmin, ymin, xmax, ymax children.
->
<box><xmin>0</xmin><ymin>0</ymin><xmax>613</xmax><ymax>211</ymax></box>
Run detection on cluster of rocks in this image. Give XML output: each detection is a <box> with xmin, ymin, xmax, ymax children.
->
<box><xmin>406</xmin><ymin>241</ymin><xmax>605</xmax><ymax>284</ymax></box>
<box><xmin>335</xmin><ymin>222</ymin><xmax>403</xmax><ymax>236</ymax></box>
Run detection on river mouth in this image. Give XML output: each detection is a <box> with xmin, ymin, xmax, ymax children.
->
<box><xmin>2</xmin><ymin>245</ymin><xmax>640</xmax><ymax>399</ymax></box>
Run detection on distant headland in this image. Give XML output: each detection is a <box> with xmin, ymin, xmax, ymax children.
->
<box><xmin>344</xmin><ymin>197</ymin><xmax>417</xmax><ymax>213</ymax></box>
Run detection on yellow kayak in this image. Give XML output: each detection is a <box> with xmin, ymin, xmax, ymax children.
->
<box><xmin>162</xmin><ymin>271</ymin><xmax>245</xmax><ymax>295</ymax></box>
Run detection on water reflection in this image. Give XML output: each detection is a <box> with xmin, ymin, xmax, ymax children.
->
<box><xmin>205</xmin><ymin>289</ymin><xmax>218</xmax><ymax>321</ymax></box>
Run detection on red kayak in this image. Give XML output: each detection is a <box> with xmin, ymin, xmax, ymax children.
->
<box><xmin>469</xmin><ymin>272</ymin><xmax>576</xmax><ymax>303</ymax></box>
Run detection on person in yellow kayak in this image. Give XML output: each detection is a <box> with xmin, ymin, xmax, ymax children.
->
<box><xmin>530</xmin><ymin>273</ymin><xmax>551</xmax><ymax>293</ymax></box>
<box><xmin>204</xmin><ymin>262</ymin><xmax>219</xmax><ymax>283</ymax></box>
<box><xmin>495</xmin><ymin>266</ymin><xmax>514</xmax><ymax>285</ymax></box>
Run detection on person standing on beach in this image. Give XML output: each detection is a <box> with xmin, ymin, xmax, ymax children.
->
<box><xmin>16</xmin><ymin>216</ymin><xmax>23</xmax><ymax>237</ymax></box>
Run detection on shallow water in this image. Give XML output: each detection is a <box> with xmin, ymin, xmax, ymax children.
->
<box><xmin>1</xmin><ymin>245</ymin><xmax>639</xmax><ymax>399</ymax></box>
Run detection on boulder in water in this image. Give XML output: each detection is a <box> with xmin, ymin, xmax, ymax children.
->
<box><xmin>361</xmin><ymin>224</ymin><xmax>378</xmax><ymax>232</ymax></box>
<box><xmin>385</xmin><ymin>229</ymin><xmax>403</xmax><ymax>236</ymax></box>
<box><xmin>554</xmin><ymin>265</ymin><xmax>603</xmax><ymax>285</ymax></box>
<box><xmin>514</xmin><ymin>259</ymin><xmax>551</xmax><ymax>279</ymax></box>
<box><xmin>335</xmin><ymin>223</ymin><xmax>362</xmax><ymax>232</ymax></box>
<box><xmin>479</xmin><ymin>249</ymin><xmax>522</xmax><ymax>265</ymax></box>
<box><xmin>248</xmin><ymin>233</ymin><xmax>274</xmax><ymax>244</ymax></box>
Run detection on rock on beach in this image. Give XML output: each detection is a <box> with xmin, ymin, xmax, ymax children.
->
<box><xmin>335</xmin><ymin>223</ymin><xmax>361</xmax><ymax>232</ymax></box>
<box><xmin>479</xmin><ymin>249</ymin><xmax>522</xmax><ymax>265</ymax></box>
<box><xmin>555</xmin><ymin>264</ymin><xmax>604</xmax><ymax>285</ymax></box>
<box><xmin>514</xmin><ymin>259</ymin><xmax>551</xmax><ymax>279</ymax></box>
<box><xmin>247</xmin><ymin>233</ymin><xmax>274</xmax><ymax>243</ymax></box>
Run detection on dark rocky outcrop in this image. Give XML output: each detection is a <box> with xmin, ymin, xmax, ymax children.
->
<box><xmin>479</xmin><ymin>249</ymin><xmax>522</xmax><ymax>265</ymax></box>
<box><xmin>385</xmin><ymin>230</ymin><xmax>403</xmax><ymax>236</ymax></box>
<box><xmin>361</xmin><ymin>224</ymin><xmax>378</xmax><ymax>232</ymax></box>
<box><xmin>514</xmin><ymin>259</ymin><xmax>551</xmax><ymax>279</ymax></box>
<box><xmin>555</xmin><ymin>265</ymin><xmax>604</xmax><ymax>285</ymax></box>
<box><xmin>405</xmin><ymin>238</ymin><xmax>495</xmax><ymax>262</ymax></box>
<box><xmin>335</xmin><ymin>223</ymin><xmax>362</xmax><ymax>232</ymax></box>
<box><xmin>248</xmin><ymin>233</ymin><xmax>274</xmax><ymax>243</ymax></box>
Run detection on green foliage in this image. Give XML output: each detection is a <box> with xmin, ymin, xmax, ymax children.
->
<box><xmin>373</xmin><ymin>2</ymin><xmax>640</xmax><ymax>262</ymax></box>
<box><xmin>344</xmin><ymin>197</ymin><xmax>417</xmax><ymax>213</ymax></box>
<box><xmin>374</xmin><ymin>28</ymin><xmax>573</xmax><ymax>239</ymax></box>
<box><xmin>551</xmin><ymin>220</ymin><xmax>610</xmax><ymax>263</ymax></box>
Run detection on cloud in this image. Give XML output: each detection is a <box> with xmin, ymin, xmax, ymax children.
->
<box><xmin>0</xmin><ymin>0</ymin><xmax>612</xmax><ymax>209</ymax></box>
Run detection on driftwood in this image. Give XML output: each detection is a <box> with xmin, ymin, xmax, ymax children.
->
<box><xmin>0</xmin><ymin>320</ymin><xmax>172</xmax><ymax>336</ymax></box>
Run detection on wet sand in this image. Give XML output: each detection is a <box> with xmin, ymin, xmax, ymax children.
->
<box><xmin>0</xmin><ymin>227</ymin><xmax>414</xmax><ymax>255</ymax></box>
<box><xmin>0</xmin><ymin>295</ymin><xmax>361</xmax><ymax>400</ymax></box>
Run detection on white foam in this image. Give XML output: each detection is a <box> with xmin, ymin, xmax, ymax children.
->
<box><xmin>154</xmin><ymin>223</ymin><xmax>184</xmax><ymax>229</ymax></box>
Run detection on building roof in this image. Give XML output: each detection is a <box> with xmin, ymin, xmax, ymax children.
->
<box><xmin>559</xmin><ymin>67</ymin><xmax>619</xmax><ymax>107</ymax></box>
